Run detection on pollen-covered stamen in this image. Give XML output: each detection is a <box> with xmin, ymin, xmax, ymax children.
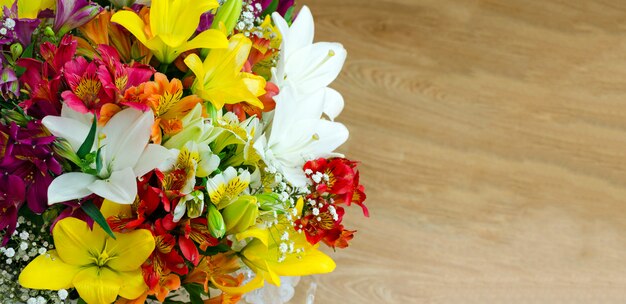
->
<box><xmin>115</xmin><ymin>75</ymin><xmax>128</xmax><ymax>93</ymax></box>
<box><xmin>74</xmin><ymin>77</ymin><xmax>102</xmax><ymax>105</ymax></box>
<box><xmin>156</xmin><ymin>90</ymin><xmax>183</xmax><ymax>116</ymax></box>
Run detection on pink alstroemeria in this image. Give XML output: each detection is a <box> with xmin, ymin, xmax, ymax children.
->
<box><xmin>0</xmin><ymin>174</ymin><xmax>25</xmax><ymax>245</ymax></box>
<box><xmin>96</xmin><ymin>44</ymin><xmax>154</xmax><ymax>101</ymax></box>
<box><xmin>61</xmin><ymin>45</ymin><xmax>155</xmax><ymax>114</ymax></box>
<box><xmin>53</xmin><ymin>0</ymin><xmax>102</xmax><ymax>37</ymax></box>
<box><xmin>61</xmin><ymin>55</ymin><xmax>116</xmax><ymax>114</ymax></box>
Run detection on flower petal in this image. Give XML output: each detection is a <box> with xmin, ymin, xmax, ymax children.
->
<box><xmin>100</xmin><ymin>108</ymin><xmax>153</xmax><ymax>172</ymax></box>
<box><xmin>177</xmin><ymin>29</ymin><xmax>228</xmax><ymax>54</ymax></box>
<box><xmin>18</xmin><ymin>250</ymin><xmax>81</xmax><ymax>290</ymax></box>
<box><xmin>53</xmin><ymin>217</ymin><xmax>106</xmax><ymax>266</ymax></box>
<box><xmin>106</xmin><ymin>229</ymin><xmax>155</xmax><ymax>271</ymax></box>
<box><xmin>47</xmin><ymin>173</ymin><xmax>98</xmax><ymax>204</ymax></box>
<box><xmin>322</xmin><ymin>87</ymin><xmax>344</xmax><ymax>121</ymax></box>
<box><xmin>117</xmin><ymin>269</ymin><xmax>149</xmax><ymax>300</ymax></box>
<box><xmin>42</xmin><ymin>115</ymin><xmax>91</xmax><ymax>152</ymax></box>
<box><xmin>110</xmin><ymin>10</ymin><xmax>149</xmax><ymax>45</ymax></box>
<box><xmin>89</xmin><ymin>167</ymin><xmax>137</xmax><ymax>204</ymax></box>
<box><xmin>73</xmin><ymin>267</ymin><xmax>122</xmax><ymax>304</ymax></box>
<box><xmin>133</xmin><ymin>144</ymin><xmax>177</xmax><ymax>177</ymax></box>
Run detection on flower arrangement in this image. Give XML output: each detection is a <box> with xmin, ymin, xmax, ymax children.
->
<box><xmin>0</xmin><ymin>0</ymin><xmax>368</xmax><ymax>303</ymax></box>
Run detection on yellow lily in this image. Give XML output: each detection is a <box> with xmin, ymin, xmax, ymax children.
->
<box><xmin>184</xmin><ymin>34</ymin><xmax>266</xmax><ymax>110</ymax></box>
<box><xmin>0</xmin><ymin>0</ymin><xmax>54</xmax><ymax>18</ymax></box>
<box><xmin>19</xmin><ymin>218</ymin><xmax>155</xmax><ymax>304</ymax></box>
<box><xmin>110</xmin><ymin>0</ymin><xmax>228</xmax><ymax>64</ymax></box>
<box><xmin>218</xmin><ymin>225</ymin><xmax>335</xmax><ymax>294</ymax></box>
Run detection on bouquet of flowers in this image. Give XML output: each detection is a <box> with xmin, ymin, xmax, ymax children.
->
<box><xmin>0</xmin><ymin>0</ymin><xmax>368</xmax><ymax>303</ymax></box>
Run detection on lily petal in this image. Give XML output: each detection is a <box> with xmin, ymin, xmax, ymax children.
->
<box><xmin>88</xmin><ymin>167</ymin><xmax>137</xmax><ymax>204</ymax></box>
<box><xmin>47</xmin><ymin>173</ymin><xmax>98</xmax><ymax>204</ymax></box>
<box><xmin>53</xmin><ymin>217</ymin><xmax>106</xmax><ymax>266</ymax></box>
<box><xmin>100</xmin><ymin>108</ymin><xmax>153</xmax><ymax>172</ymax></box>
<box><xmin>322</xmin><ymin>87</ymin><xmax>344</xmax><ymax>121</ymax></box>
<box><xmin>110</xmin><ymin>10</ymin><xmax>149</xmax><ymax>45</ymax></box>
<box><xmin>18</xmin><ymin>250</ymin><xmax>82</xmax><ymax>290</ymax></box>
<box><xmin>42</xmin><ymin>115</ymin><xmax>91</xmax><ymax>152</ymax></box>
<box><xmin>117</xmin><ymin>269</ymin><xmax>149</xmax><ymax>300</ymax></box>
<box><xmin>73</xmin><ymin>267</ymin><xmax>122</xmax><ymax>304</ymax></box>
<box><xmin>106</xmin><ymin>229</ymin><xmax>155</xmax><ymax>271</ymax></box>
<box><xmin>134</xmin><ymin>144</ymin><xmax>177</xmax><ymax>177</ymax></box>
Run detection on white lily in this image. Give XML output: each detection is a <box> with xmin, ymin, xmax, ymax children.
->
<box><xmin>271</xmin><ymin>5</ymin><xmax>347</xmax><ymax>121</ymax></box>
<box><xmin>254</xmin><ymin>87</ymin><xmax>348</xmax><ymax>187</ymax></box>
<box><xmin>42</xmin><ymin>106</ymin><xmax>176</xmax><ymax>205</ymax></box>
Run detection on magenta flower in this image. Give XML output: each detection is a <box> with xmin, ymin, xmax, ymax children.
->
<box><xmin>61</xmin><ymin>44</ymin><xmax>154</xmax><ymax>114</ymax></box>
<box><xmin>95</xmin><ymin>45</ymin><xmax>154</xmax><ymax>100</ymax></box>
<box><xmin>0</xmin><ymin>121</ymin><xmax>62</xmax><ymax>215</ymax></box>
<box><xmin>61</xmin><ymin>55</ymin><xmax>116</xmax><ymax>114</ymax></box>
<box><xmin>53</xmin><ymin>0</ymin><xmax>102</xmax><ymax>37</ymax></box>
<box><xmin>0</xmin><ymin>174</ymin><xmax>25</xmax><ymax>245</ymax></box>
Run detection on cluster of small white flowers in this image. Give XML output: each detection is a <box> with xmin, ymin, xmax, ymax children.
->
<box><xmin>0</xmin><ymin>216</ymin><xmax>67</xmax><ymax>304</ymax></box>
<box><xmin>0</xmin><ymin>17</ymin><xmax>15</xmax><ymax>37</ymax></box>
<box><xmin>236</xmin><ymin>0</ymin><xmax>263</xmax><ymax>34</ymax></box>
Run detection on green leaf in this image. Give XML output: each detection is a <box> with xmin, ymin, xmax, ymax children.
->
<box><xmin>261</xmin><ymin>0</ymin><xmax>278</xmax><ymax>16</ymax></box>
<box><xmin>95</xmin><ymin>147</ymin><xmax>103</xmax><ymax>174</ymax></box>
<box><xmin>183</xmin><ymin>283</ymin><xmax>206</xmax><ymax>304</ymax></box>
<box><xmin>284</xmin><ymin>6</ymin><xmax>296</xmax><ymax>24</ymax></box>
<box><xmin>14</xmin><ymin>43</ymin><xmax>34</xmax><ymax>76</ymax></box>
<box><xmin>81</xmin><ymin>200</ymin><xmax>116</xmax><ymax>240</ymax></box>
<box><xmin>77</xmin><ymin>118</ymin><xmax>97</xmax><ymax>159</ymax></box>
<box><xmin>77</xmin><ymin>298</ymin><xmax>87</xmax><ymax>304</ymax></box>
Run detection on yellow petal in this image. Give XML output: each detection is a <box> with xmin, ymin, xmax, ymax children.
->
<box><xmin>101</xmin><ymin>199</ymin><xmax>132</xmax><ymax>219</ymax></box>
<box><xmin>117</xmin><ymin>269</ymin><xmax>148</xmax><ymax>300</ymax></box>
<box><xmin>106</xmin><ymin>229</ymin><xmax>155</xmax><ymax>271</ymax></box>
<box><xmin>269</xmin><ymin>245</ymin><xmax>336</xmax><ymax>277</ymax></box>
<box><xmin>151</xmin><ymin>0</ymin><xmax>218</xmax><ymax>47</ymax></box>
<box><xmin>176</xmin><ymin>29</ymin><xmax>228</xmax><ymax>54</ymax></box>
<box><xmin>53</xmin><ymin>217</ymin><xmax>106</xmax><ymax>266</ymax></box>
<box><xmin>18</xmin><ymin>250</ymin><xmax>81</xmax><ymax>290</ymax></box>
<box><xmin>211</xmin><ymin>274</ymin><xmax>264</xmax><ymax>295</ymax></box>
<box><xmin>111</xmin><ymin>11</ymin><xmax>150</xmax><ymax>45</ymax></box>
<box><xmin>73</xmin><ymin>267</ymin><xmax>122</xmax><ymax>304</ymax></box>
<box><xmin>235</xmin><ymin>227</ymin><xmax>269</xmax><ymax>247</ymax></box>
<box><xmin>185</xmin><ymin>53</ymin><xmax>206</xmax><ymax>82</ymax></box>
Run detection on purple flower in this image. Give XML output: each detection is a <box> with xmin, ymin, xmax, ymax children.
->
<box><xmin>0</xmin><ymin>121</ymin><xmax>62</xmax><ymax>214</ymax></box>
<box><xmin>0</xmin><ymin>174</ymin><xmax>25</xmax><ymax>245</ymax></box>
<box><xmin>53</xmin><ymin>0</ymin><xmax>102</xmax><ymax>37</ymax></box>
<box><xmin>196</xmin><ymin>11</ymin><xmax>215</xmax><ymax>33</ymax></box>
<box><xmin>0</xmin><ymin>5</ymin><xmax>41</xmax><ymax>46</ymax></box>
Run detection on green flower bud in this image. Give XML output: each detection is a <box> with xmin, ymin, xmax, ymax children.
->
<box><xmin>207</xmin><ymin>203</ymin><xmax>226</xmax><ymax>238</ymax></box>
<box><xmin>222</xmin><ymin>195</ymin><xmax>259</xmax><ymax>234</ymax></box>
<box><xmin>185</xmin><ymin>191</ymin><xmax>205</xmax><ymax>219</ymax></box>
<box><xmin>52</xmin><ymin>139</ymin><xmax>82</xmax><ymax>166</ymax></box>
<box><xmin>211</xmin><ymin>0</ymin><xmax>243</xmax><ymax>35</ymax></box>
<box><xmin>10</xmin><ymin>43</ymin><xmax>23</xmax><ymax>61</ymax></box>
<box><xmin>0</xmin><ymin>109</ymin><xmax>29</xmax><ymax>126</ymax></box>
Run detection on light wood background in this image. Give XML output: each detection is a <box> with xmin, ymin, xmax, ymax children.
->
<box><xmin>290</xmin><ymin>0</ymin><xmax>626</xmax><ymax>303</ymax></box>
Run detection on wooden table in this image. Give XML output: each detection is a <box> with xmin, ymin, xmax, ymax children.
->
<box><xmin>291</xmin><ymin>0</ymin><xmax>626</xmax><ymax>302</ymax></box>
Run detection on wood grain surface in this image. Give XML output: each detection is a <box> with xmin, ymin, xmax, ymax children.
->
<box><xmin>289</xmin><ymin>0</ymin><xmax>626</xmax><ymax>303</ymax></box>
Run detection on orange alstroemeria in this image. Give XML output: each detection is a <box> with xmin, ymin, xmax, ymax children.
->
<box><xmin>123</xmin><ymin>72</ymin><xmax>203</xmax><ymax>144</ymax></box>
<box><xmin>185</xmin><ymin>253</ymin><xmax>241</xmax><ymax>292</ymax></box>
<box><xmin>79</xmin><ymin>8</ymin><xmax>153</xmax><ymax>64</ymax></box>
